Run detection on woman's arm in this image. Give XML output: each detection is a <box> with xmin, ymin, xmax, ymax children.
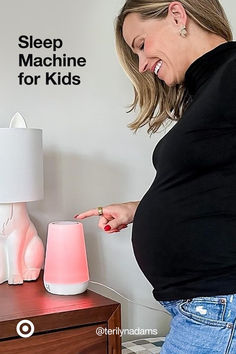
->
<box><xmin>74</xmin><ymin>201</ymin><xmax>140</xmax><ymax>233</ymax></box>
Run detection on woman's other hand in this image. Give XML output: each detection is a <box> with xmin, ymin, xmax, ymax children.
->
<box><xmin>74</xmin><ymin>201</ymin><xmax>139</xmax><ymax>233</ymax></box>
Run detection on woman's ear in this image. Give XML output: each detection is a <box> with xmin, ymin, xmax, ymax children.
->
<box><xmin>168</xmin><ymin>1</ymin><xmax>187</xmax><ymax>26</ymax></box>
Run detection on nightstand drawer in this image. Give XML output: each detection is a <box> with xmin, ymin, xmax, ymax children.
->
<box><xmin>0</xmin><ymin>323</ymin><xmax>107</xmax><ymax>354</ymax></box>
<box><xmin>0</xmin><ymin>271</ymin><xmax>121</xmax><ymax>353</ymax></box>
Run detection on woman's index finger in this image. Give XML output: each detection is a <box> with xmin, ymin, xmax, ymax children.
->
<box><xmin>76</xmin><ymin>209</ymin><xmax>99</xmax><ymax>219</ymax></box>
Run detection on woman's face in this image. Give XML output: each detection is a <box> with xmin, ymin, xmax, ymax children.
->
<box><xmin>122</xmin><ymin>11</ymin><xmax>190</xmax><ymax>87</ymax></box>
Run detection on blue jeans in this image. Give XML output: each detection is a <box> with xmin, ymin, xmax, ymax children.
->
<box><xmin>159</xmin><ymin>294</ymin><xmax>236</xmax><ymax>353</ymax></box>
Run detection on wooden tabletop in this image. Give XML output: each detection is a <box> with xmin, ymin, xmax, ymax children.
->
<box><xmin>0</xmin><ymin>270</ymin><xmax>121</xmax><ymax>341</ymax></box>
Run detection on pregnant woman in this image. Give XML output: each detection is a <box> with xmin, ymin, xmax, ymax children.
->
<box><xmin>75</xmin><ymin>1</ymin><xmax>236</xmax><ymax>352</ymax></box>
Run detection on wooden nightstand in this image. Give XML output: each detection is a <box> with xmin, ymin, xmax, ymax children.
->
<box><xmin>0</xmin><ymin>271</ymin><xmax>121</xmax><ymax>353</ymax></box>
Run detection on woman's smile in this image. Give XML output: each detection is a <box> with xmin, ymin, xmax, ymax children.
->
<box><xmin>153</xmin><ymin>60</ymin><xmax>163</xmax><ymax>76</ymax></box>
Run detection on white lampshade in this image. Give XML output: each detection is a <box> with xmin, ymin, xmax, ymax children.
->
<box><xmin>0</xmin><ymin>124</ymin><xmax>43</xmax><ymax>203</ymax></box>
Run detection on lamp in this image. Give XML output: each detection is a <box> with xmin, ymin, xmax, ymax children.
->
<box><xmin>0</xmin><ymin>112</ymin><xmax>44</xmax><ymax>285</ymax></box>
<box><xmin>43</xmin><ymin>221</ymin><xmax>89</xmax><ymax>295</ymax></box>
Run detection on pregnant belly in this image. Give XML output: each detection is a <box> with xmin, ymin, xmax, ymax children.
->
<box><xmin>131</xmin><ymin>187</ymin><xmax>234</xmax><ymax>286</ymax></box>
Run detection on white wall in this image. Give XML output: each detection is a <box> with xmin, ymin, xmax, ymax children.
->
<box><xmin>0</xmin><ymin>0</ymin><xmax>235</xmax><ymax>342</ymax></box>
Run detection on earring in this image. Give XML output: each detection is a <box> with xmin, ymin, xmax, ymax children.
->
<box><xmin>180</xmin><ymin>25</ymin><xmax>187</xmax><ymax>38</ymax></box>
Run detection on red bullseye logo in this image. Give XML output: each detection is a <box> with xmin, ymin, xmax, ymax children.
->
<box><xmin>16</xmin><ymin>319</ymin><xmax>35</xmax><ymax>338</ymax></box>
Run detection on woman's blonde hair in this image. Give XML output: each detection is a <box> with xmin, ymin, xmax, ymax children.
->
<box><xmin>115</xmin><ymin>0</ymin><xmax>233</xmax><ymax>135</ymax></box>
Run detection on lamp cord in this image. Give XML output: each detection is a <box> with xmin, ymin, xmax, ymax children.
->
<box><xmin>89</xmin><ymin>280</ymin><xmax>171</xmax><ymax>317</ymax></box>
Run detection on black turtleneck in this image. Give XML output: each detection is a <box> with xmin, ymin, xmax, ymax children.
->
<box><xmin>132</xmin><ymin>41</ymin><xmax>236</xmax><ymax>301</ymax></box>
<box><xmin>185</xmin><ymin>41</ymin><xmax>236</xmax><ymax>96</ymax></box>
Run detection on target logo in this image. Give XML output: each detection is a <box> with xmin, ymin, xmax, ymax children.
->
<box><xmin>16</xmin><ymin>319</ymin><xmax>35</xmax><ymax>338</ymax></box>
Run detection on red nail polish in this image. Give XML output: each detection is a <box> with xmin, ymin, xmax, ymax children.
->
<box><xmin>104</xmin><ymin>225</ymin><xmax>111</xmax><ymax>231</ymax></box>
<box><xmin>74</xmin><ymin>214</ymin><xmax>79</xmax><ymax>218</ymax></box>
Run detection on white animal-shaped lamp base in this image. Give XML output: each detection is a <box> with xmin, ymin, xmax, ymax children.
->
<box><xmin>0</xmin><ymin>202</ymin><xmax>44</xmax><ymax>284</ymax></box>
<box><xmin>0</xmin><ymin>113</ymin><xmax>44</xmax><ymax>285</ymax></box>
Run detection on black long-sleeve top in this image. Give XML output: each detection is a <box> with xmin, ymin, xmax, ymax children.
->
<box><xmin>132</xmin><ymin>41</ymin><xmax>236</xmax><ymax>301</ymax></box>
